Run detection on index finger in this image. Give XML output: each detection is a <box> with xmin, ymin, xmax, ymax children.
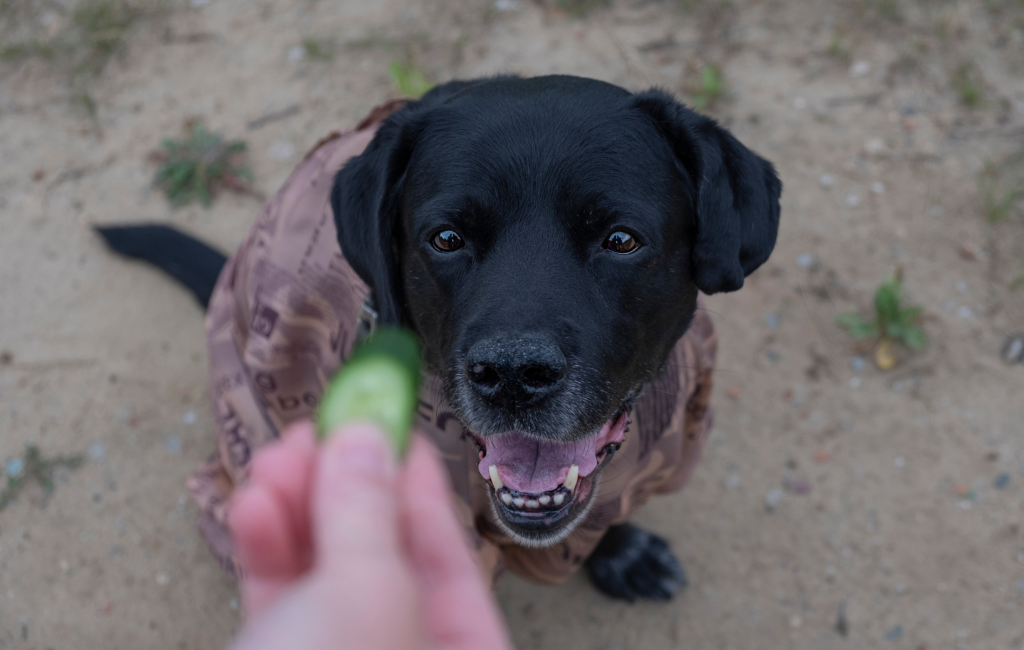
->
<box><xmin>313</xmin><ymin>422</ymin><xmax>401</xmax><ymax>570</ymax></box>
<box><xmin>400</xmin><ymin>435</ymin><xmax>513</xmax><ymax>650</ymax></box>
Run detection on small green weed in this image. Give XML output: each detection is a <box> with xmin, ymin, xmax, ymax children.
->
<box><xmin>827</xmin><ymin>30</ymin><xmax>853</xmax><ymax>63</ymax></box>
<box><xmin>837</xmin><ymin>270</ymin><xmax>925</xmax><ymax>366</ymax></box>
<box><xmin>389</xmin><ymin>60</ymin><xmax>433</xmax><ymax>99</ymax></box>
<box><xmin>688</xmin><ymin>64</ymin><xmax>725</xmax><ymax>110</ymax></box>
<box><xmin>951</xmin><ymin>63</ymin><xmax>984</xmax><ymax>108</ymax></box>
<box><xmin>152</xmin><ymin>124</ymin><xmax>255</xmax><ymax>208</ymax></box>
<box><xmin>0</xmin><ymin>39</ymin><xmax>55</xmax><ymax>62</ymax></box>
<box><xmin>1</xmin><ymin>1</ymin><xmax>143</xmax><ymax>72</ymax></box>
<box><xmin>70</xmin><ymin>0</ymin><xmax>140</xmax><ymax>73</ymax></box>
<box><xmin>302</xmin><ymin>36</ymin><xmax>336</xmax><ymax>62</ymax></box>
<box><xmin>874</xmin><ymin>0</ymin><xmax>902</xmax><ymax>22</ymax></box>
<box><xmin>544</xmin><ymin>0</ymin><xmax>610</xmax><ymax>17</ymax></box>
<box><xmin>0</xmin><ymin>445</ymin><xmax>84</xmax><ymax>512</ymax></box>
<box><xmin>978</xmin><ymin>153</ymin><xmax>1024</xmax><ymax>222</ymax></box>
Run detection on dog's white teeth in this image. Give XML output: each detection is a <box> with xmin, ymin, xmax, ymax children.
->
<box><xmin>513</xmin><ymin>497</ymin><xmax>526</xmax><ymax>507</ymax></box>
<box><xmin>553</xmin><ymin>493</ymin><xmax>565</xmax><ymax>506</ymax></box>
<box><xmin>564</xmin><ymin>464</ymin><xmax>579</xmax><ymax>492</ymax></box>
<box><xmin>500</xmin><ymin>492</ymin><xmax>513</xmax><ymax>506</ymax></box>
<box><xmin>538</xmin><ymin>495</ymin><xmax>551</xmax><ymax>505</ymax></box>
<box><xmin>525</xmin><ymin>499</ymin><xmax>539</xmax><ymax>508</ymax></box>
<box><xmin>488</xmin><ymin>465</ymin><xmax>504</xmax><ymax>490</ymax></box>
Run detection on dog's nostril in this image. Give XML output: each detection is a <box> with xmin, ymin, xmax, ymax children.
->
<box><xmin>469</xmin><ymin>363</ymin><xmax>501</xmax><ymax>389</ymax></box>
<box><xmin>521</xmin><ymin>363</ymin><xmax>563</xmax><ymax>390</ymax></box>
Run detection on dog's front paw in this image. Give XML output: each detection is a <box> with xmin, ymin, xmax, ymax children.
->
<box><xmin>584</xmin><ymin>523</ymin><xmax>687</xmax><ymax>602</ymax></box>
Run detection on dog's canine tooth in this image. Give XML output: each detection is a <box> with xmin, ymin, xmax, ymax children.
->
<box><xmin>553</xmin><ymin>493</ymin><xmax>565</xmax><ymax>506</ymax></box>
<box><xmin>564</xmin><ymin>464</ymin><xmax>579</xmax><ymax>492</ymax></box>
<box><xmin>500</xmin><ymin>492</ymin><xmax>513</xmax><ymax>506</ymax></box>
<box><xmin>538</xmin><ymin>495</ymin><xmax>551</xmax><ymax>505</ymax></box>
<box><xmin>526</xmin><ymin>499</ymin><xmax>539</xmax><ymax>508</ymax></box>
<box><xmin>488</xmin><ymin>465</ymin><xmax>503</xmax><ymax>490</ymax></box>
<box><xmin>513</xmin><ymin>497</ymin><xmax>525</xmax><ymax>507</ymax></box>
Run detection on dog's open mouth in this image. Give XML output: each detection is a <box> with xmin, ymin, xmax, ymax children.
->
<box><xmin>468</xmin><ymin>409</ymin><xmax>629</xmax><ymax>538</ymax></box>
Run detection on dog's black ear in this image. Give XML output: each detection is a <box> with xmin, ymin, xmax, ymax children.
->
<box><xmin>333</xmin><ymin>80</ymin><xmax>499</xmax><ymax>324</ymax></box>
<box><xmin>332</xmin><ymin>109</ymin><xmax>422</xmax><ymax>325</ymax></box>
<box><xmin>633</xmin><ymin>89</ymin><xmax>781</xmax><ymax>294</ymax></box>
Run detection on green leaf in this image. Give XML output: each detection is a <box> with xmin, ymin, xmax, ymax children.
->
<box><xmin>898</xmin><ymin>305</ymin><xmax>923</xmax><ymax>326</ymax></box>
<box><xmin>388</xmin><ymin>61</ymin><xmax>433</xmax><ymax>99</ymax></box>
<box><xmin>837</xmin><ymin>312</ymin><xmax>878</xmax><ymax>339</ymax></box>
<box><xmin>836</xmin><ymin>312</ymin><xmax>864</xmax><ymax>329</ymax></box>
<box><xmin>902</xmin><ymin>326</ymin><xmax>926</xmax><ymax>350</ymax></box>
<box><xmin>874</xmin><ymin>279</ymin><xmax>901</xmax><ymax>322</ymax></box>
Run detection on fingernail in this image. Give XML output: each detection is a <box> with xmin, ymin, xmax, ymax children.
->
<box><xmin>331</xmin><ymin>425</ymin><xmax>394</xmax><ymax>477</ymax></box>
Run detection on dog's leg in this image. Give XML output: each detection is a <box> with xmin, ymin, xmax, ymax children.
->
<box><xmin>584</xmin><ymin>523</ymin><xmax>687</xmax><ymax>601</ymax></box>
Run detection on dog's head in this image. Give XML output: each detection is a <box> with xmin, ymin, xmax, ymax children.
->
<box><xmin>333</xmin><ymin>75</ymin><xmax>780</xmax><ymax>546</ymax></box>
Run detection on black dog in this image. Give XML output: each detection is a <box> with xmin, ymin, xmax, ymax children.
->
<box><xmin>99</xmin><ymin>74</ymin><xmax>780</xmax><ymax>601</ymax></box>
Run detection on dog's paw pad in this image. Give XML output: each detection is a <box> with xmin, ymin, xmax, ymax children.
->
<box><xmin>585</xmin><ymin>524</ymin><xmax>687</xmax><ymax>602</ymax></box>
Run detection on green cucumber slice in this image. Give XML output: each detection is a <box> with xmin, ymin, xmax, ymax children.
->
<box><xmin>315</xmin><ymin>327</ymin><xmax>422</xmax><ymax>457</ymax></box>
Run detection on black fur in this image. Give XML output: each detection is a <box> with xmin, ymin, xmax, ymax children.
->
<box><xmin>585</xmin><ymin>523</ymin><xmax>687</xmax><ymax>601</ymax></box>
<box><xmin>631</xmin><ymin>90</ymin><xmax>781</xmax><ymax>294</ymax></box>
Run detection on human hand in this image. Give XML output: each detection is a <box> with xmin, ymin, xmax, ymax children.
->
<box><xmin>228</xmin><ymin>420</ymin><xmax>512</xmax><ymax>650</ymax></box>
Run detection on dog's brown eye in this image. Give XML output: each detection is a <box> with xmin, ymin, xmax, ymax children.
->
<box><xmin>432</xmin><ymin>230</ymin><xmax>464</xmax><ymax>252</ymax></box>
<box><xmin>603</xmin><ymin>231</ymin><xmax>640</xmax><ymax>254</ymax></box>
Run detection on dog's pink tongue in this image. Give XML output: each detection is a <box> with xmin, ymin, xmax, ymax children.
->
<box><xmin>478</xmin><ymin>434</ymin><xmax>600</xmax><ymax>494</ymax></box>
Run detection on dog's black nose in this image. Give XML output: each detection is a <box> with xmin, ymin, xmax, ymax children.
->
<box><xmin>466</xmin><ymin>337</ymin><xmax>566</xmax><ymax>402</ymax></box>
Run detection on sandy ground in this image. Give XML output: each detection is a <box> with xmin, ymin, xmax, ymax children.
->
<box><xmin>1</xmin><ymin>0</ymin><xmax>1023</xmax><ymax>648</ymax></box>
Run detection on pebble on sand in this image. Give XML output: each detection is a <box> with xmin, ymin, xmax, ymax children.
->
<box><xmin>850</xmin><ymin>60</ymin><xmax>871</xmax><ymax>77</ymax></box>
<box><xmin>835</xmin><ymin>601</ymin><xmax>849</xmax><ymax>637</ymax></box>
<box><xmin>6</xmin><ymin>457</ymin><xmax>24</xmax><ymax>479</ymax></box>
<box><xmin>269</xmin><ymin>140</ymin><xmax>296</xmax><ymax>161</ymax></box>
<box><xmin>993</xmin><ymin>473</ymin><xmax>1010</xmax><ymax>490</ymax></box>
<box><xmin>871</xmin><ymin>181</ymin><xmax>885</xmax><ymax>195</ymax></box>
<box><xmin>783</xmin><ymin>478</ymin><xmax>812</xmax><ymax>495</ymax></box>
<box><xmin>183</xmin><ymin>410</ymin><xmax>197</xmax><ymax>425</ymax></box>
<box><xmin>845</xmin><ymin>191</ymin><xmax>861</xmax><ymax>207</ymax></box>
<box><xmin>89</xmin><ymin>443</ymin><xmax>106</xmax><ymax>460</ymax></box>
<box><xmin>820</xmin><ymin>173</ymin><xmax>835</xmax><ymax>188</ymax></box>
<box><xmin>1001</xmin><ymin>335</ymin><xmax>1024</xmax><ymax>364</ymax></box>
<box><xmin>765</xmin><ymin>488</ymin><xmax>784</xmax><ymax>510</ymax></box>
<box><xmin>885</xmin><ymin>625</ymin><xmax>903</xmax><ymax>641</ymax></box>
<box><xmin>796</xmin><ymin>252</ymin><xmax>815</xmax><ymax>269</ymax></box>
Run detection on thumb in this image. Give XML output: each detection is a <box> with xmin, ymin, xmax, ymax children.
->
<box><xmin>312</xmin><ymin>422</ymin><xmax>402</xmax><ymax>570</ymax></box>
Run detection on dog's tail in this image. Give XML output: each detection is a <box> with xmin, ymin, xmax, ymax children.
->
<box><xmin>94</xmin><ymin>224</ymin><xmax>227</xmax><ymax>310</ymax></box>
